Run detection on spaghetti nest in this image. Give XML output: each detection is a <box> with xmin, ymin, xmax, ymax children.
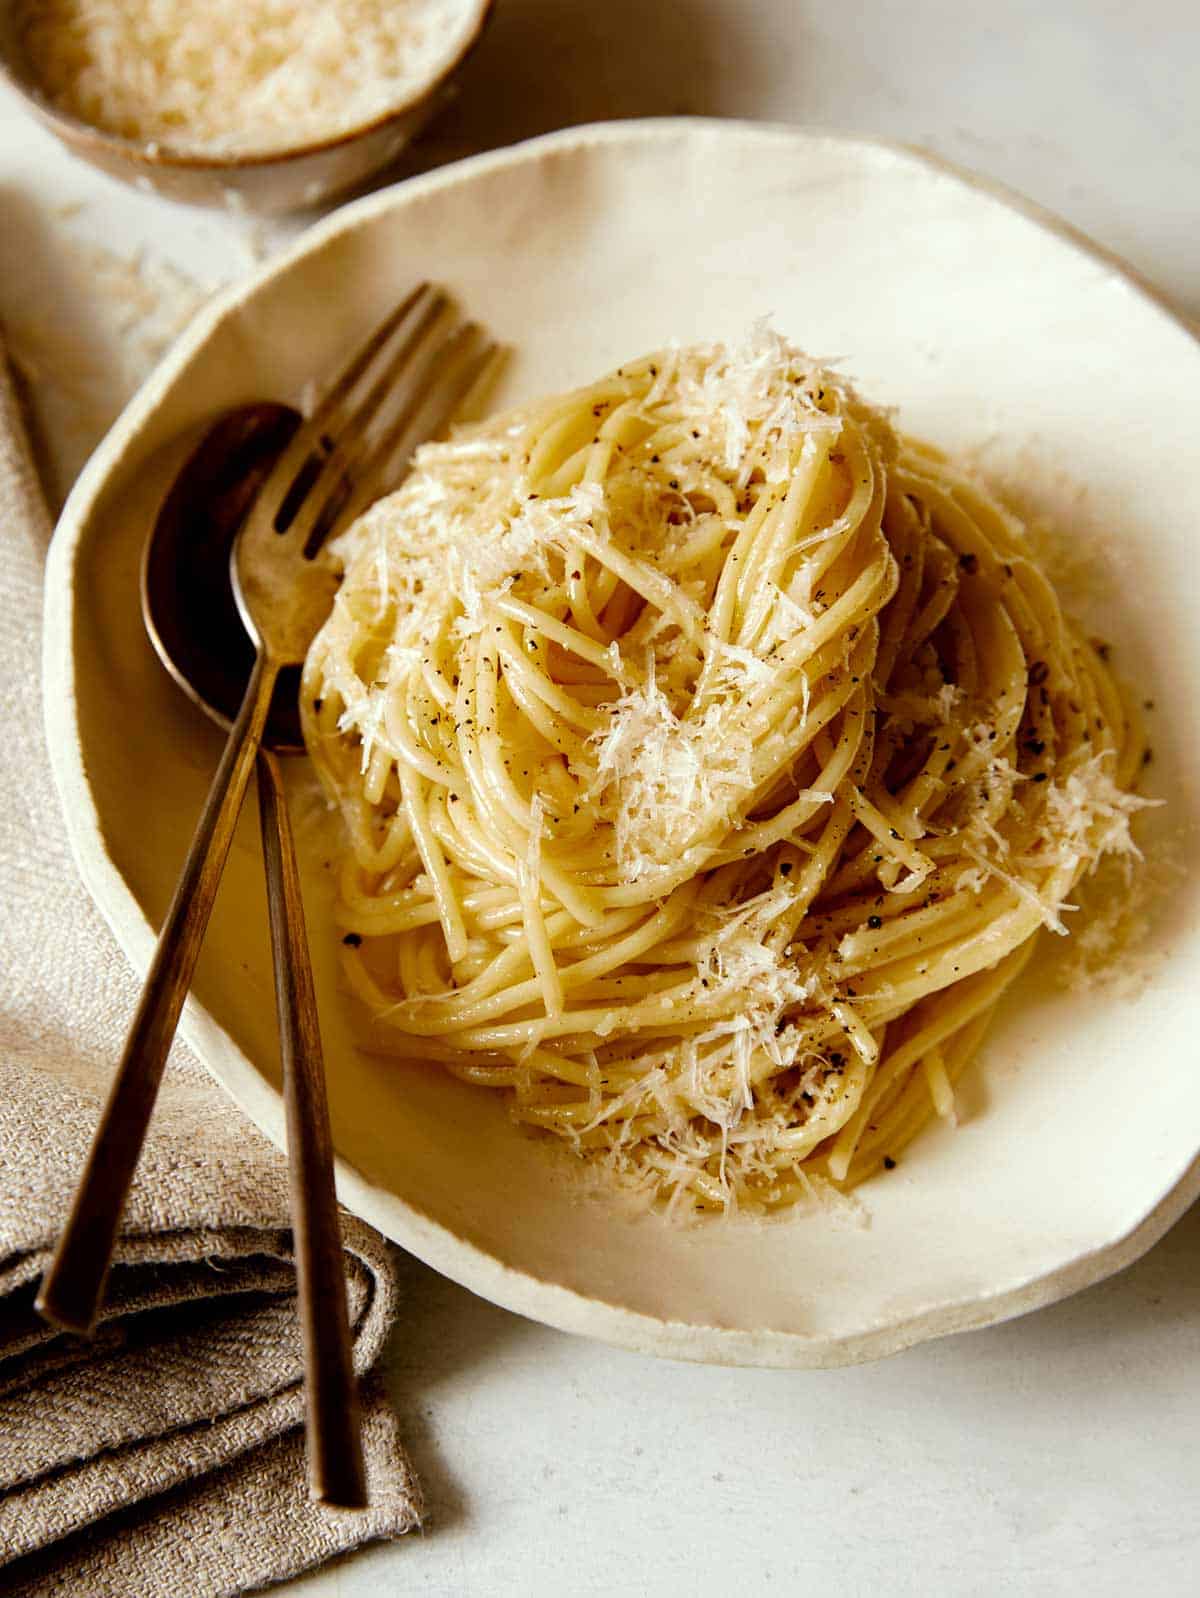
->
<box><xmin>302</xmin><ymin>331</ymin><xmax>1149</xmax><ymax>1216</ymax></box>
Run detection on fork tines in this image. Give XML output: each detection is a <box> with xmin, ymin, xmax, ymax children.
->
<box><xmin>267</xmin><ymin>283</ymin><xmax>500</xmax><ymax>558</ymax></box>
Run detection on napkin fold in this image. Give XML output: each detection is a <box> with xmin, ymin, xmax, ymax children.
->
<box><xmin>0</xmin><ymin>334</ymin><xmax>422</xmax><ymax>1595</ymax></box>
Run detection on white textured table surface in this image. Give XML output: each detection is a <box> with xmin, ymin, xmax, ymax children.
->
<box><xmin>3</xmin><ymin>2</ymin><xmax>1198</xmax><ymax>1593</ymax></box>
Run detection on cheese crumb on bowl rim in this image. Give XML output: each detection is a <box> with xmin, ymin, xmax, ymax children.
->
<box><xmin>0</xmin><ymin>0</ymin><xmax>495</xmax><ymax>213</ymax></box>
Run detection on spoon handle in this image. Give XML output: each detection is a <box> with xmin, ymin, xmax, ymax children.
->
<box><xmin>36</xmin><ymin>651</ymin><xmax>280</xmax><ymax>1335</ymax></box>
<box><xmin>256</xmin><ymin>748</ymin><xmax>367</xmax><ymax>1509</ymax></box>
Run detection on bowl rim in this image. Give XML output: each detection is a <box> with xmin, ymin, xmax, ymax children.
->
<box><xmin>0</xmin><ymin>0</ymin><xmax>494</xmax><ymax>171</ymax></box>
<box><xmin>40</xmin><ymin>117</ymin><xmax>1200</xmax><ymax>1367</ymax></box>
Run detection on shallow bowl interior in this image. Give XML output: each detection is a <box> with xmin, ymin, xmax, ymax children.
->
<box><xmin>44</xmin><ymin>120</ymin><xmax>1200</xmax><ymax>1366</ymax></box>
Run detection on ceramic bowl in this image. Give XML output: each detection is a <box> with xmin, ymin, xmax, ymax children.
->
<box><xmin>43</xmin><ymin>120</ymin><xmax>1200</xmax><ymax>1366</ymax></box>
<box><xmin>0</xmin><ymin>0</ymin><xmax>493</xmax><ymax>213</ymax></box>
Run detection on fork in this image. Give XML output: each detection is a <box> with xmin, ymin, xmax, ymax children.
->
<box><xmin>35</xmin><ymin>285</ymin><xmax>497</xmax><ymax>1500</ymax></box>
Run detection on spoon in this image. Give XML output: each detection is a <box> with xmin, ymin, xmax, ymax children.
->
<box><xmin>142</xmin><ymin>400</ymin><xmax>367</xmax><ymax>1508</ymax></box>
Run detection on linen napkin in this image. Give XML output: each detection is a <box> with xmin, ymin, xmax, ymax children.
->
<box><xmin>0</xmin><ymin>333</ymin><xmax>422</xmax><ymax>1595</ymax></box>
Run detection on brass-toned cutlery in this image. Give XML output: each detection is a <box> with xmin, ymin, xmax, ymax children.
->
<box><xmin>36</xmin><ymin>284</ymin><xmax>498</xmax><ymax>1505</ymax></box>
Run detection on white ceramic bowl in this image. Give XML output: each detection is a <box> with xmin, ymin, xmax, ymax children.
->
<box><xmin>43</xmin><ymin>120</ymin><xmax>1200</xmax><ymax>1367</ymax></box>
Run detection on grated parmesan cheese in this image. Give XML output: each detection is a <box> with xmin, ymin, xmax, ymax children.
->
<box><xmin>1041</xmin><ymin>757</ymin><xmax>1154</xmax><ymax>872</ymax></box>
<box><xmin>588</xmin><ymin>664</ymin><xmax>756</xmax><ymax>879</ymax></box>
<box><xmin>16</xmin><ymin>0</ymin><xmax>482</xmax><ymax>157</ymax></box>
<box><xmin>957</xmin><ymin>753</ymin><xmax>1158</xmax><ymax>935</ymax></box>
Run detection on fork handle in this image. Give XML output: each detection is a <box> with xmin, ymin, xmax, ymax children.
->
<box><xmin>36</xmin><ymin>650</ymin><xmax>280</xmax><ymax>1335</ymax></box>
<box><xmin>257</xmin><ymin>749</ymin><xmax>367</xmax><ymax>1509</ymax></box>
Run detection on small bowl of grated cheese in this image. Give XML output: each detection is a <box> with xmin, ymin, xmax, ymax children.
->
<box><xmin>0</xmin><ymin>0</ymin><xmax>494</xmax><ymax>212</ymax></box>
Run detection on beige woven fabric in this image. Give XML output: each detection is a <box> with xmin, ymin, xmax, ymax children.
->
<box><xmin>0</xmin><ymin>335</ymin><xmax>422</xmax><ymax>1594</ymax></box>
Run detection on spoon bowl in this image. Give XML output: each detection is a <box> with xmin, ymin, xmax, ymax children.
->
<box><xmin>141</xmin><ymin>403</ymin><xmax>305</xmax><ymax>750</ymax></box>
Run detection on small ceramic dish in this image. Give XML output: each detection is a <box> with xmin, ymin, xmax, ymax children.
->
<box><xmin>0</xmin><ymin>0</ymin><xmax>493</xmax><ymax>212</ymax></box>
<box><xmin>43</xmin><ymin>120</ymin><xmax>1200</xmax><ymax>1367</ymax></box>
